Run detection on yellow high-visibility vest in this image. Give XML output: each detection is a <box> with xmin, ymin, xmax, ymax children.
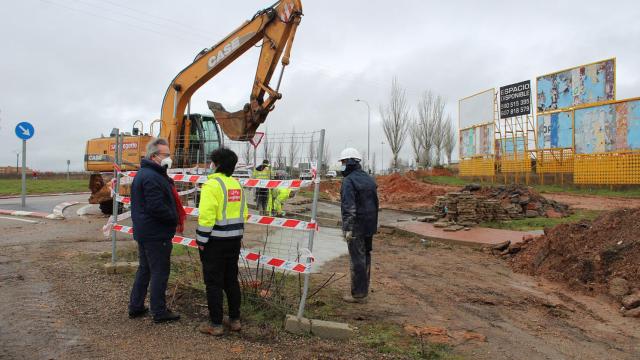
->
<box><xmin>196</xmin><ymin>173</ymin><xmax>248</xmax><ymax>243</ymax></box>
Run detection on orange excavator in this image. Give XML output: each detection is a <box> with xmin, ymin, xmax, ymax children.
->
<box><xmin>84</xmin><ymin>0</ymin><xmax>303</xmax><ymax>213</ymax></box>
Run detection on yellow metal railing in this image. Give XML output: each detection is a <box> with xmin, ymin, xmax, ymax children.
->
<box><xmin>459</xmin><ymin>157</ymin><xmax>495</xmax><ymax>177</ymax></box>
<box><xmin>574</xmin><ymin>150</ymin><xmax>640</xmax><ymax>184</ymax></box>
<box><xmin>536</xmin><ymin>148</ymin><xmax>574</xmax><ymax>174</ymax></box>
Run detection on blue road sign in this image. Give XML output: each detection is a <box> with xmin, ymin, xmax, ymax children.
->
<box><xmin>15</xmin><ymin>122</ymin><xmax>35</xmax><ymax>140</ymax></box>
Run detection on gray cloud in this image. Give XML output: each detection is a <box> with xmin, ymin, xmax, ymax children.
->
<box><xmin>1</xmin><ymin>0</ymin><xmax>638</xmax><ymax>171</ymax></box>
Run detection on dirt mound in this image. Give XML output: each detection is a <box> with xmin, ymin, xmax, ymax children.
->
<box><xmin>376</xmin><ymin>173</ymin><xmax>458</xmax><ymax>210</ymax></box>
<box><xmin>315</xmin><ymin>173</ymin><xmax>459</xmax><ymax>211</ymax></box>
<box><xmin>510</xmin><ymin>208</ymin><xmax>640</xmax><ymax>297</ymax></box>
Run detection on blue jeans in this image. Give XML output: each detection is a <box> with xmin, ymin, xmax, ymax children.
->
<box><xmin>129</xmin><ymin>239</ymin><xmax>173</xmax><ymax>316</ymax></box>
<box><xmin>348</xmin><ymin>235</ymin><xmax>372</xmax><ymax>298</ymax></box>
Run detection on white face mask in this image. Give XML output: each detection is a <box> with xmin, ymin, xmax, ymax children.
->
<box><xmin>340</xmin><ymin>165</ymin><xmax>347</xmax><ymax>172</ymax></box>
<box><xmin>160</xmin><ymin>157</ymin><xmax>172</xmax><ymax>169</ymax></box>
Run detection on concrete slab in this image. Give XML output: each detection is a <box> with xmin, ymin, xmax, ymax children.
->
<box><xmin>393</xmin><ymin>221</ymin><xmax>532</xmax><ymax>248</ymax></box>
<box><xmin>284</xmin><ymin>315</ymin><xmax>353</xmax><ymax>340</ymax></box>
<box><xmin>311</xmin><ymin>318</ymin><xmax>353</xmax><ymax>340</ymax></box>
<box><xmin>103</xmin><ymin>261</ymin><xmax>139</xmax><ymax>274</ymax></box>
<box><xmin>284</xmin><ymin>314</ymin><xmax>311</xmax><ymax>335</ymax></box>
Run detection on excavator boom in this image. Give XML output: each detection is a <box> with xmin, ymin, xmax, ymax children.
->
<box><xmin>160</xmin><ymin>0</ymin><xmax>303</xmax><ymax>145</ymax></box>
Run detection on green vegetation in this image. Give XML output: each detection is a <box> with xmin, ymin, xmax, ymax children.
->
<box><xmin>360</xmin><ymin>323</ymin><xmax>461</xmax><ymax>359</ymax></box>
<box><xmin>479</xmin><ymin>209</ymin><xmax>601</xmax><ymax>231</ymax></box>
<box><xmin>419</xmin><ymin>175</ymin><xmax>640</xmax><ymax>198</ymax></box>
<box><xmin>0</xmin><ymin>179</ymin><xmax>87</xmax><ymax>195</ymax></box>
<box><xmin>534</xmin><ymin>184</ymin><xmax>640</xmax><ymax>198</ymax></box>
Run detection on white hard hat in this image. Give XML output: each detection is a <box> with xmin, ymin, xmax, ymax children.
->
<box><xmin>338</xmin><ymin>147</ymin><xmax>362</xmax><ymax>161</ymax></box>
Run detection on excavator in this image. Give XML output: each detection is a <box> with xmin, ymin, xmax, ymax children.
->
<box><xmin>84</xmin><ymin>0</ymin><xmax>303</xmax><ymax>213</ymax></box>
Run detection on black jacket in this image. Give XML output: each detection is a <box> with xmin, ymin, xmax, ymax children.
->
<box><xmin>131</xmin><ymin>159</ymin><xmax>178</xmax><ymax>243</ymax></box>
<box><xmin>340</xmin><ymin>163</ymin><xmax>379</xmax><ymax>237</ymax></box>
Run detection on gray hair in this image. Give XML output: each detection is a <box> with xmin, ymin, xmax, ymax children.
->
<box><xmin>146</xmin><ymin>137</ymin><xmax>169</xmax><ymax>159</ymax></box>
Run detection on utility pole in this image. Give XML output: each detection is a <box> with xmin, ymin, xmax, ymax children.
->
<box><xmin>66</xmin><ymin>160</ymin><xmax>70</xmax><ymax>180</ymax></box>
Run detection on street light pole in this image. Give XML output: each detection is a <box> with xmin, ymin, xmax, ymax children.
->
<box><xmin>381</xmin><ymin>141</ymin><xmax>385</xmax><ymax>175</ymax></box>
<box><xmin>355</xmin><ymin>99</ymin><xmax>370</xmax><ymax>173</ymax></box>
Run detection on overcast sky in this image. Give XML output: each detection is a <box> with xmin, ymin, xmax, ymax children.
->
<box><xmin>1</xmin><ymin>0</ymin><xmax>639</xmax><ymax>171</ymax></box>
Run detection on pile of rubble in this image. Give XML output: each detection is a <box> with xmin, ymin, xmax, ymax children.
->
<box><xmin>428</xmin><ymin>184</ymin><xmax>570</xmax><ymax>229</ymax></box>
<box><xmin>507</xmin><ymin>208</ymin><xmax>640</xmax><ymax>318</ymax></box>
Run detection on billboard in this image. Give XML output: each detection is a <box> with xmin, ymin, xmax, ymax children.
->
<box><xmin>536</xmin><ymin>58</ymin><xmax>615</xmax><ymax>113</ymax></box>
<box><xmin>460</xmin><ymin>124</ymin><xmax>493</xmax><ymax>158</ymax></box>
<box><xmin>497</xmin><ymin>137</ymin><xmax>526</xmax><ymax>154</ymax></box>
<box><xmin>499</xmin><ymin>80</ymin><xmax>531</xmax><ymax>119</ymax></box>
<box><xmin>537</xmin><ymin>111</ymin><xmax>573</xmax><ymax>149</ymax></box>
<box><xmin>459</xmin><ymin>89</ymin><xmax>495</xmax><ymax>129</ymax></box>
<box><xmin>574</xmin><ymin>98</ymin><xmax>640</xmax><ymax>154</ymax></box>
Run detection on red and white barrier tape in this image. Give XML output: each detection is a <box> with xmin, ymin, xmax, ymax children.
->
<box><xmin>111</xmin><ymin>224</ymin><xmax>313</xmax><ymax>273</ymax></box>
<box><xmin>113</xmin><ymin>197</ymin><xmax>318</xmax><ymax>232</ymax></box>
<box><xmin>121</xmin><ymin>171</ymin><xmax>311</xmax><ymax>189</ymax></box>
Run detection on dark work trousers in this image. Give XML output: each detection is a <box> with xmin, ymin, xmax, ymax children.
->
<box><xmin>129</xmin><ymin>239</ymin><xmax>173</xmax><ymax>316</ymax></box>
<box><xmin>199</xmin><ymin>240</ymin><xmax>242</xmax><ymax>325</ymax></box>
<box><xmin>347</xmin><ymin>235</ymin><xmax>372</xmax><ymax>298</ymax></box>
<box><xmin>255</xmin><ymin>189</ymin><xmax>269</xmax><ymax>215</ymax></box>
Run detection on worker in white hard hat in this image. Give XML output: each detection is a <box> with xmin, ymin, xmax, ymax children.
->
<box><xmin>338</xmin><ymin>147</ymin><xmax>379</xmax><ymax>303</ymax></box>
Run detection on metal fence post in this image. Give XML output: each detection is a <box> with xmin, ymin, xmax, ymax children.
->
<box><xmin>297</xmin><ymin>129</ymin><xmax>325</xmax><ymax>319</ymax></box>
<box><xmin>111</xmin><ymin>130</ymin><xmax>122</xmax><ymax>264</ymax></box>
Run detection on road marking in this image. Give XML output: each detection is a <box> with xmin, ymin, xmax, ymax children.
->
<box><xmin>0</xmin><ymin>216</ymin><xmax>39</xmax><ymax>224</ymax></box>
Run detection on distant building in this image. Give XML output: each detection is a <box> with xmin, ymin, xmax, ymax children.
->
<box><xmin>0</xmin><ymin>166</ymin><xmax>31</xmax><ymax>175</ymax></box>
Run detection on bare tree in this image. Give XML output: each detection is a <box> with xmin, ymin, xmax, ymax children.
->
<box><xmin>408</xmin><ymin>117</ymin><xmax>422</xmax><ymax>166</ymax></box>
<box><xmin>443</xmin><ymin>114</ymin><xmax>456</xmax><ymax>165</ymax></box>
<box><xmin>262</xmin><ymin>131</ymin><xmax>274</xmax><ymax>163</ymax></box>
<box><xmin>275</xmin><ymin>143</ymin><xmax>285</xmax><ymax>170</ymax></box>
<box><xmin>321</xmin><ymin>141</ymin><xmax>331</xmax><ymax>172</ymax></box>
<box><xmin>242</xmin><ymin>142</ymin><xmax>253</xmax><ymax>167</ymax></box>
<box><xmin>417</xmin><ymin>90</ymin><xmax>436</xmax><ymax>167</ymax></box>
<box><xmin>380</xmin><ymin>77</ymin><xmax>410</xmax><ymax>170</ymax></box>
<box><xmin>431</xmin><ymin>94</ymin><xmax>447</xmax><ymax>166</ymax></box>
<box><xmin>287</xmin><ymin>128</ymin><xmax>299</xmax><ymax>172</ymax></box>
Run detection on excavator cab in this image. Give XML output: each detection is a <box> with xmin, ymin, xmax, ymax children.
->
<box><xmin>175</xmin><ymin>113</ymin><xmax>222</xmax><ymax>168</ymax></box>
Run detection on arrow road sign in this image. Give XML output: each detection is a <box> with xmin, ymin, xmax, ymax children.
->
<box><xmin>15</xmin><ymin>122</ymin><xmax>35</xmax><ymax>141</ymax></box>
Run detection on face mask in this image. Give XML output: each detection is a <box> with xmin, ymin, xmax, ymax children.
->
<box><xmin>160</xmin><ymin>157</ymin><xmax>172</xmax><ymax>169</ymax></box>
<box><xmin>208</xmin><ymin>162</ymin><xmax>217</xmax><ymax>173</ymax></box>
<box><xmin>340</xmin><ymin>165</ymin><xmax>347</xmax><ymax>172</ymax></box>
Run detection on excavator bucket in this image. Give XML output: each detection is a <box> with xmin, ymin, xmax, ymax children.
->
<box><xmin>208</xmin><ymin>101</ymin><xmax>262</xmax><ymax>141</ymax></box>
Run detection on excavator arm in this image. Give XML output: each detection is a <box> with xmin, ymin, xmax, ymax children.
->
<box><xmin>160</xmin><ymin>0</ymin><xmax>303</xmax><ymax>148</ymax></box>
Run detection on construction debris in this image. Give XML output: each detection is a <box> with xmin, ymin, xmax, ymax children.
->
<box><xmin>429</xmin><ymin>184</ymin><xmax>570</xmax><ymax>229</ymax></box>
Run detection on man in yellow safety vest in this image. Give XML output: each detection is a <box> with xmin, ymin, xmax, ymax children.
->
<box><xmin>196</xmin><ymin>147</ymin><xmax>248</xmax><ymax>336</ymax></box>
<box><xmin>253</xmin><ymin>159</ymin><xmax>272</xmax><ymax>215</ymax></box>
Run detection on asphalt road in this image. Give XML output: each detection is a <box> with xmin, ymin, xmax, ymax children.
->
<box><xmin>0</xmin><ymin>194</ymin><xmax>89</xmax><ymax>214</ymax></box>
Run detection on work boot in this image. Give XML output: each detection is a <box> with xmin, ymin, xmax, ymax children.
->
<box><xmin>153</xmin><ymin>310</ymin><xmax>181</xmax><ymax>323</ymax></box>
<box><xmin>342</xmin><ymin>294</ymin><xmax>367</xmax><ymax>304</ymax></box>
<box><xmin>199</xmin><ymin>322</ymin><xmax>224</xmax><ymax>336</ymax></box>
<box><xmin>224</xmin><ymin>317</ymin><xmax>242</xmax><ymax>332</ymax></box>
<box><xmin>128</xmin><ymin>307</ymin><xmax>149</xmax><ymax>319</ymax></box>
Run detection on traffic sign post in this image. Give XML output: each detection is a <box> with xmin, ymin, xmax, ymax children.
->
<box><xmin>15</xmin><ymin>122</ymin><xmax>35</xmax><ymax>209</ymax></box>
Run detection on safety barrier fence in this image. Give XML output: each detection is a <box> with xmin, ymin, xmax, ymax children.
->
<box><xmin>459</xmin><ymin>156</ymin><xmax>495</xmax><ymax>177</ymax></box>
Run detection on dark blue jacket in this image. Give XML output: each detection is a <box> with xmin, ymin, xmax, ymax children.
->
<box><xmin>131</xmin><ymin>159</ymin><xmax>178</xmax><ymax>243</ymax></box>
<box><xmin>340</xmin><ymin>163</ymin><xmax>379</xmax><ymax>237</ymax></box>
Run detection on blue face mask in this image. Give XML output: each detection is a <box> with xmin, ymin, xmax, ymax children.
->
<box><xmin>340</xmin><ymin>165</ymin><xmax>347</xmax><ymax>172</ymax></box>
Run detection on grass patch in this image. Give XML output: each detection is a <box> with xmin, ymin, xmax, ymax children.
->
<box><xmin>359</xmin><ymin>323</ymin><xmax>461</xmax><ymax>359</ymax></box>
<box><xmin>479</xmin><ymin>209</ymin><xmax>601</xmax><ymax>231</ymax></box>
<box><xmin>534</xmin><ymin>184</ymin><xmax>640</xmax><ymax>198</ymax></box>
<box><xmin>418</xmin><ymin>175</ymin><xmax>640</xmax><ymax>198</ymax></box>
<box><xmin>421</xmin><ymin>176</ymin><xmax>472</xmax><ymax>187</ymax></box>
<box><xmin>0</xmin><ymin>179</ymin><xmax>87</xmax><ymax>195</ymax></box>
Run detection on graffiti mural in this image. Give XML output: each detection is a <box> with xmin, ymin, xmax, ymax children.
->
<box><xmin>574</xmin><ymin>99</ymin><xmax>640</xmax><ymax>154</ymax></box>
<box><xmin>537</xmin><ymin>59</ymin><xmax>615</xmax><ymax>113</ymax></box>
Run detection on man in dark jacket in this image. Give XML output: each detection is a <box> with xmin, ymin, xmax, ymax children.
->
<box><xmin>339</xmin><ymin>148</ymin><xmax>379</xmax><ymax>303</ymax></box>
<box><xmin>128</xmin><ymin>138</ymin><xmax>180</xmax><ymax>323</ymax></box>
